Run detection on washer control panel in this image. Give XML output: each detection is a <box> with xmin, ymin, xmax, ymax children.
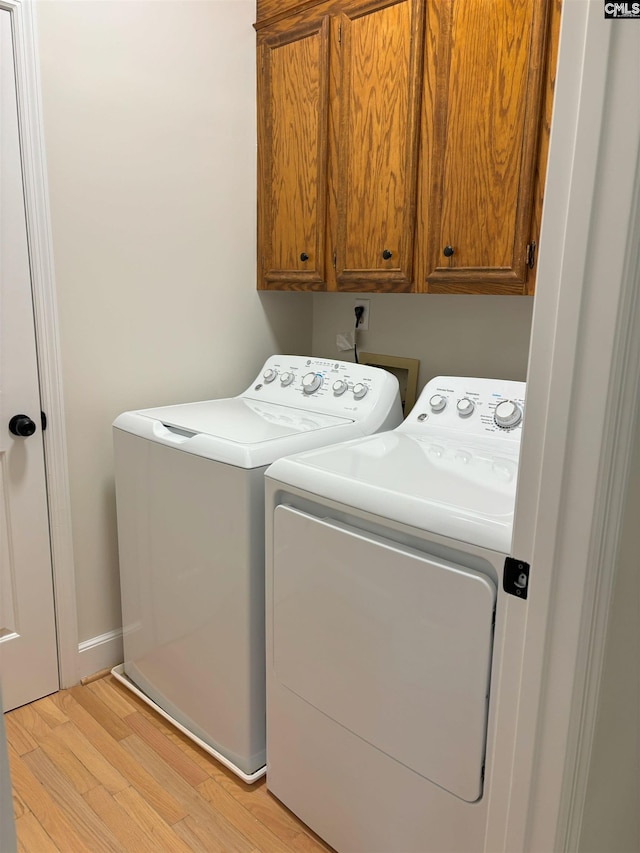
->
<box><xmin>402</xmin><ymin>376</ymin><xmax>526</xmax><ymax>439</ymax></box>
<box><xmin>243</xmin><ymin>355</ymin><xmax>401</xmax><ymax>421</ymax></box>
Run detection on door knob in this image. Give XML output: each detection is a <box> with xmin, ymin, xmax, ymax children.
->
<box><xmin>9</xmin><ymin>414</ymin><xmax>36</xmax><ymax>437</ymax></box>
<box><xmin>443</xmin><ymin>245</ymin><xmax>454</xmax><ymax>257</ymax></box>
<box><xmin>300</xmin><ymin>252</ymin><xmax>309</xmax><ymax>262</ymax></box>
<box><xmin>382</xmin><ymin>249</ymin><xmax>392</xmax><ymax>260</ymax></box>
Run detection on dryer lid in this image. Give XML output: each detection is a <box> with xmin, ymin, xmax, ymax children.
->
<box><xmin>266</xmin><ymin>430</ymin><xmax>521</xmax><ymax>553</ymax></box>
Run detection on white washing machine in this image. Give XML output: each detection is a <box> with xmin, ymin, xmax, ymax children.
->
<box><xmin>112</xmin><ymin>355</ymin><xmax>402</xmax><ymax>783</ymax></box>
<box><xmin>265</xmin><ymin>375</ymin><xmax>527</xmax><ymax>850</ymax></box>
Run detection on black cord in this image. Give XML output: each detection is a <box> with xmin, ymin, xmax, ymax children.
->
<box><xmin>354</xmin><ymin>306</ymin><xmax>364</xmax><ymax>364</ymax></box>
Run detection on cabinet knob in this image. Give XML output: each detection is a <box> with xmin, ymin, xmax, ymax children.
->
<box><xmin>443</xmin><ymin>245</ymin><xmax>454</xmax><ymax>258</ymax></box>
<box><xmin>300</xmin><ymin>252</ymin><xmax>309</xmax><ymax>262</ymax></box>
<box><xmin>382</xmin><ymin>249</ymin><xmax>392</xmax><ymax>260</ymax></box>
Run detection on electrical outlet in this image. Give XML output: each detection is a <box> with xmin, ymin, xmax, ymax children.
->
<box><xmin>354</xmin><ymin>298</ymin><xmax>370</xmax><ymax>331</ymax></box>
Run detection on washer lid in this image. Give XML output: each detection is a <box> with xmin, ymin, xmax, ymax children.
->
<box><xmin>138</xmin><ymin>398</ymin><xmax>352</xmax><ymax>443</ymax></box>
<box><xmin>266</xmin><ymin>430</ymin><xmax>521</xmax><ymax>553</ymax></box>
<box><xmin>113</xmin><ymin>397</ymin><xmax>358</xmax><ymax>469</ymax></box>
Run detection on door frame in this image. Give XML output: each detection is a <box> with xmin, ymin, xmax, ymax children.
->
<box><xmin>486</xmin><ymin>4</ymin><xmax>640</xmax><ymax>851</ymax></box>
<box><xmin>3</xmin><ymin>0</ymin><xmax>77</xmax><ymax>689</ymax></box>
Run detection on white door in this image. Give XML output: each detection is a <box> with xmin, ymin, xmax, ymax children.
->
<box><xmin>0</xmin><ymin>8</ymin><xmax>58</xmax><ymax>711</ymax></box>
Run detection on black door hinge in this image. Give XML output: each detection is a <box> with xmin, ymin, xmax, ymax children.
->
<box><xmin>338</xmin><ymin>23</ymin><xmax>342</xmax><ymax>45</ymax></box>
<box><xmin>333</xmin><ymin>250</ymin><xmax>337</xmax><ymax>269</ymax></box>
<box><xmin>41</xmin><ymin>411</ymin><xmax>47</xmax><ymax>431</ymax></box>
<box><xmin>526</xmin><ymin>241</ymin><xmax>536</xmax><ymax>269</ymax></box>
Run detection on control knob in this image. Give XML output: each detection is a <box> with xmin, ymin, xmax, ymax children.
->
<box><xmin>352</xmin><ymin>382</ymin><xmax>368</xmax><ymax>400</ymax></box>
<box><xmin>494</xmin><ymin>399</ymin><xmax>523</xmax><ymax>429</ymax></box>
<box><xmin>429</xmin><ymin>394</ymin><xmax>447</xmax><ymax>413</ymax></box>
<box><xmin>263</xmin><ymin>368</ymin><xmax>277</xmax><ymax>383</ymax></box>
<box><xmin>332</xmin><ymin>379</ymin><xmax>348</xmax><ymax>396</ymax></box>
<box><xmin>302</xmin><ymin>372</ymin><xmax>323</xmax><ymax>394</ymax></box>
<box><xmin>280</xmin><ymin>372</ymin><xmax>294</xmax><ymax>386</ymax></box>
<box><xmin>456</xmin><ymin>398</ymin><xmax>475</xmax><ymax>417</ymax></box>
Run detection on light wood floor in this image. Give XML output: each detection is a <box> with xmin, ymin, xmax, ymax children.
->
<box><xmin>6</xmin><ymin>675</ymin><xmax>333</xmax><ymax>852</ymax></box>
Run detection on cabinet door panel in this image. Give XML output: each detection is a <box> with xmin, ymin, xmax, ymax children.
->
<box><xmin>335</xmin><ymin>0</ymin><xmax>424</xmax><ymax>291</ymax></box>
<box><xmin>258</xmin><ymin>17</ymin><xmax>330</xmax><ymax>289</ymax></box>
<box><xmin>425</xmin><ymin>0</ymin><xmax>550</xmax><ymax>293</ymax></box>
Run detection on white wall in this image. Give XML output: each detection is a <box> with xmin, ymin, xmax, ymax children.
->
<box><xmin>578</xmin><ymin>406</ymin><xmax>640</xmax><ymax>853</ymax></box>
<box><xmin>312</xmin><ymin>293</ymin><xmax>533</xmax><ymax>391</ymax></box>
<box><xmin>35</xmin><ymin>0</ymin><xmax>312</xmax><ymax>665</ymax></box>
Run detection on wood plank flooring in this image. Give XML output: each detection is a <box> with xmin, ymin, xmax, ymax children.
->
<box><xmin>6</xmin><ymin>675</ymin><xmax>333</xmax><ymax>853</ymax></box>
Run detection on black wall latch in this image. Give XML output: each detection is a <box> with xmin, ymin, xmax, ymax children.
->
<box><xmin>503</xmin><ymin>557</ymin><xmax>530</xmax><ymax>599</ymax></box>
<box><xmin>41</xmin><ymin>411</ymin><xmax>48</xmax><ymax>431</ymax></box>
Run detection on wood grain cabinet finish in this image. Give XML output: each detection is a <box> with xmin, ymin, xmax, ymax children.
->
<box><xmin>420</xmin><ymin>0</ymin><xmax>552</xmax><ymax>294</ymax></box>
<box><xmin>256</xmin><ymin>0</ymin><xmax>559</xmax><ymax>295</ymax></box>
<box><xmin>257</xmin><ymin>0</ymin><xmax>423</xmax><ymax>292</ymax></box>
<box><xmin>257</xmin><ymin>14</ymin><xmax>330</xmax><ymax>289</ymax></box>
<box><xmin>334</xmin><ymin>0</ymin><xmax>424</xmax><ymax>291</ymax></box>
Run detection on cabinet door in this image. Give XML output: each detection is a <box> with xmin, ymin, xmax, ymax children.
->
<box><xmin>258</xmin><ymin>16</ymin><xmax>330</xmax><ymax>289</ymax></box>
<box><xmin>424</xmin><ymin>0</ymin><xmax>551</xmax><ymax>294</ymax></box>
<box><xmin>333</xmin><ymin>0</ymin><xmax>424</xmax><ymax>292</ymax></box>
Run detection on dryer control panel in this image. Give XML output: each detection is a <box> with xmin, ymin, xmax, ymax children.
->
<box><xmin>242</xmin><ymin>355</ymin><xmax>402</xmax><ymax>426</ymax></box>
<box><xmin>401</xmin><ymin>376</ymin><xmax>526</xmax><ymax>439</ymax></box>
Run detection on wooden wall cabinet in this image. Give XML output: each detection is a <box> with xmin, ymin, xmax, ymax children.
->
<box><xmin>257</xmin><ymin>13</ymin><xmax>330</xmax><ymax>290</ymax></box>
<box><xmin>333</xmin><ymin>0</ymin><xmax>424</xmax><ymax>291</ymax></box>
<box><xmin>417</xmin><ymin>0</ymin><xmax>553</xmax><ymax>295</ymax></box>
<box><xmin>256</xmin><ymin>0</ymin><xmax>560</xmax><ymax>295</ymax></box>
<box><xmin>257</xmin><ymin>0</ymin><xmax>424</xmax><ymax>292</ymax></box>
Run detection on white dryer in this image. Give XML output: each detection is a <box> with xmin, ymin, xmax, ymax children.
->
<box><xmin>265</xmin><ymin>375</ymin><xmax>527</xmax><ymax>850</ymax></box>
<box><xmin>112</xmin><ymin>355</ymin><xmax>402</xmax><ymax>782</ymax></box>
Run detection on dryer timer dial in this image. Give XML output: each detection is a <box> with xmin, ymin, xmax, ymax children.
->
<box><xmin>494</xmin><ymin>399</ymin><xmax>523</xmax><ymax>429</ymax></box>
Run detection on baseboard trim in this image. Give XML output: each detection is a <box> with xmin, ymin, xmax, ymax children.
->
<box><xmin>77</xmin><ymin>629</ymin><xmax>123</xmax><ymax>681</ymax></box>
